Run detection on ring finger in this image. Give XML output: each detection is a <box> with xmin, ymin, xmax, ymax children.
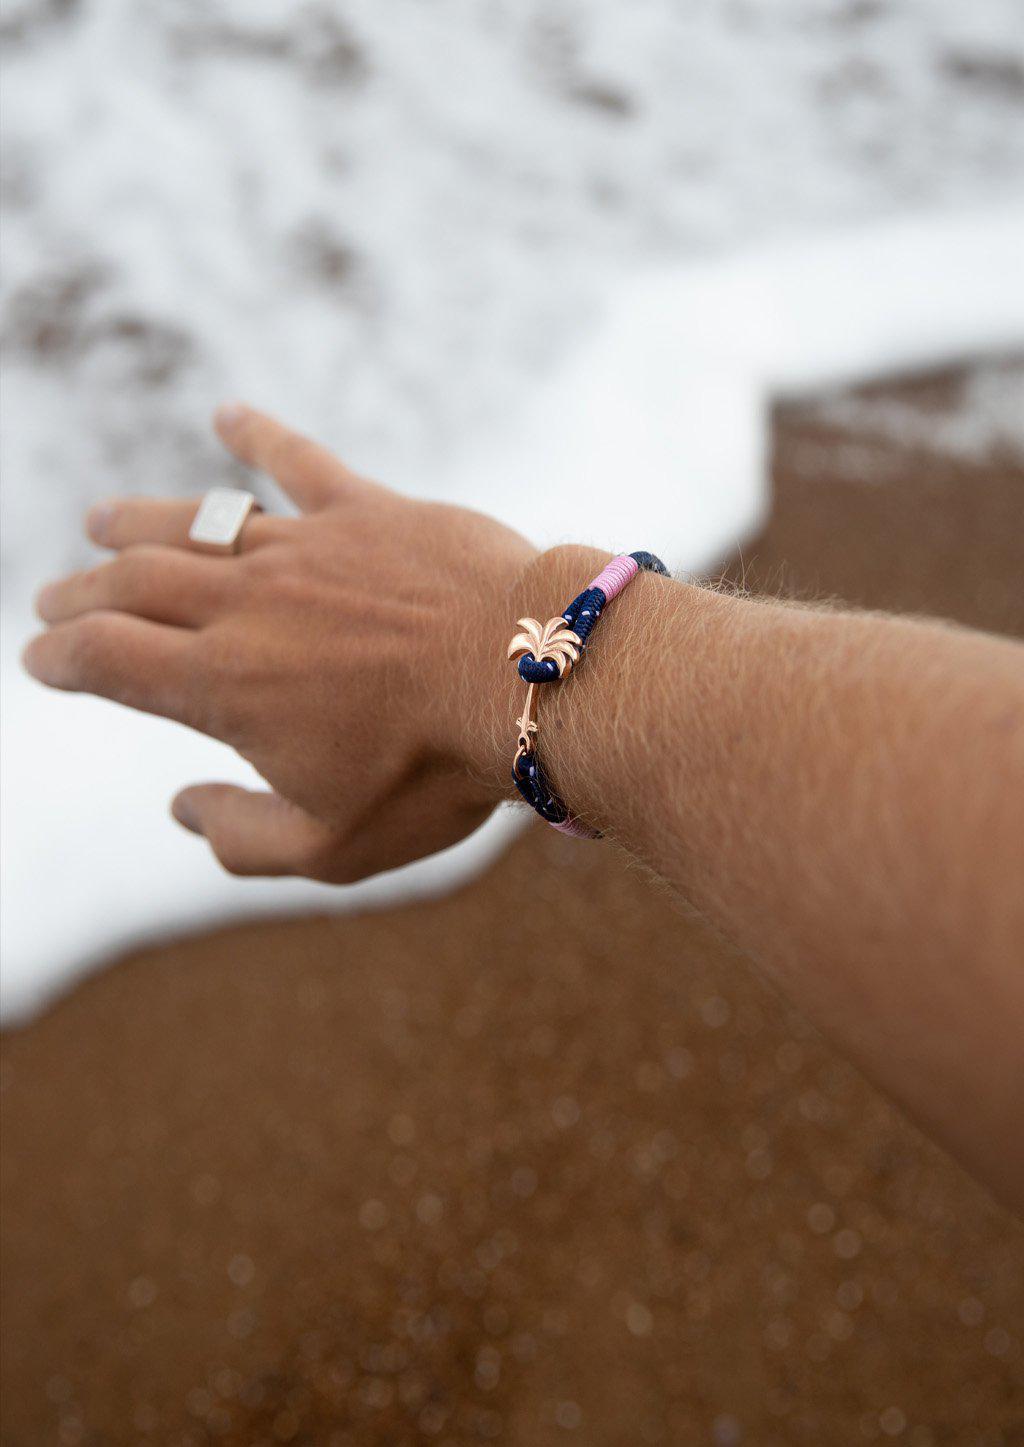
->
<box><xmin>86</xmin><ymin>495</ymin><xmax>289</xmax><ymax>553</ymax></box>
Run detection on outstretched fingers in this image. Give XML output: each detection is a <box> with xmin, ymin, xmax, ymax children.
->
<box><xmin>82</xmin><ymin>405</ymin><xmax>385</xmax><ymax>553</ymax></box>
<box><xmin>171</xmin><ymin>785</ymin><xmax>337</xmax><ymax>878</ymax></box>
<box><xmin>213</xmin><ymin>403</ymin><xmax>380</xmax><ymax>513</ymax></box>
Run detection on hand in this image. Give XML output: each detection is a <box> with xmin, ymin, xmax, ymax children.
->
<box><xmin>24</xmin><ymin>405</ymin><xmax>540</xmax><ymax>881</ymax></box>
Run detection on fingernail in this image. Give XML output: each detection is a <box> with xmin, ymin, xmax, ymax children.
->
<box><xmin>86</xmin><ymin>498</ymin><xmax>116</xmax><ymax>544</ymax></box>
<box><xmin>214</xmin><ymin>401</ymin><xmax>249</xmax><ymax>432</ymax></box>
<box><xmin>172</xmin><ymin>795</ymin><xmax>202</xmax><ymax>835</ymax></box>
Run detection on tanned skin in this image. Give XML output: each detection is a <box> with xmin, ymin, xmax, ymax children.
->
<box><xmin>24</xmin><ymin>405</ymin><xmax>1024</xmax><ymax>1211</ymax></box>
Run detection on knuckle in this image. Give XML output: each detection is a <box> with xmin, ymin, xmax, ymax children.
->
<box><xmin>238</xmin><ymin>547</ymin><xmax>313</xmax><ymax>607</ymax></box>
<box><xmin>109</xmin><ymin>546</ymin><xmax>151</xmax><ymax>599</ymax></box>
<box><xmin>240</xmin><ymin>540</ymin><xmax>287</xmax><ymax>580</ymax></box>
<box><xmin>199</xmin><ymin>684</ymin><xmax>243</xmax><ymax>743</ymax></box>
<box><xmin>215</xmin><ymin>846</ymin><xmax>254</xmax><ymax>878</ymax></box>
<box><xmin>192</xmin><ymin>641</ymin><xmax>250</xmax><ymax>740</ymax></box>
<box><xmin>273</xmin><ymin>431</ymin><xmax>312</xmax><ymax>473</ymax></box>
<box><xmin>70</xmin><ymin>612</ymin><xmax>119</xmax><ymax>672</ymax></box>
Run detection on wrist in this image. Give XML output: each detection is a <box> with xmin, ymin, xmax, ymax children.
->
<box><xmin>453</xmin><ymin>543</ymin><xmax>611</xmax><ymax>801</ymax></box>
<box><xmin>509</xmin><ymin>548</ymin><xmax>684</xmax><ymax>837</ymax></box>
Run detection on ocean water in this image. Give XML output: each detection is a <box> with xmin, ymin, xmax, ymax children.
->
<box><xmin>2</xmin><ymin>0</ymin><xmax>1023</xmax><ymax>1017</ymax></box>
<box><xmin>4</xmin><ymin>0</ymin><xmax>1024</xmax><ymax>579</ymax></box>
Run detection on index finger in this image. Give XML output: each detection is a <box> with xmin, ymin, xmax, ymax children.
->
<box><xmin>213</xmin><ymin>403</ymin><xmax>379</xmax><ymax>513</ymax></box>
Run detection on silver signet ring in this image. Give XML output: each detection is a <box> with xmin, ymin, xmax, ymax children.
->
<box><xmin>188</xmin><ymin>487</ymin><xmax>260</xmax><ymax>555</ymax></box>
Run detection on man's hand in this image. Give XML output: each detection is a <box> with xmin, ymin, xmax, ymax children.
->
<box><xmin>24</xmin><ymin>404</ymin><xmax>538</xmax><ymax>881</ymax></box>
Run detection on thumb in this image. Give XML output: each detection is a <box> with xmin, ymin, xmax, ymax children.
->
<box><xmin>172</xmin><ymin>784</ymin><xmax>335</xmax><ymax>878</ymax></box>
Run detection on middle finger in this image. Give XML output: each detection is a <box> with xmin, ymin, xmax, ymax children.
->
<box><xmin>36</xmin><ymin>546</ymin><xmax>237</xmax><ymax>628</ymax></box>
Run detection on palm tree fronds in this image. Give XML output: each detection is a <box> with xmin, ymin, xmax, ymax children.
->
<box><xmin>508</xmin><ymin>615</ymin><xmax>583</xmax><ymax>675</ymax></box>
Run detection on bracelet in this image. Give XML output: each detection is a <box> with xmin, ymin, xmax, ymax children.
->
<box><xmin>507</xmin><ymin>550</ymin><xmax>669</xmax><ymax>838</ymax></box>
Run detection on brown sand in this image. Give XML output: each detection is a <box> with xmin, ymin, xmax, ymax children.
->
<box><xmin>3</xmin><ymin>362</ymin><xmax>1024</xmax><ymax>1446</ymax></box>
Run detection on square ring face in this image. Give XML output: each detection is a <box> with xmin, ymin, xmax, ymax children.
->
<box><xmin>188</xmin><ymin>488</ymin><xmax>257</xmax><ymax>554</ymax></box>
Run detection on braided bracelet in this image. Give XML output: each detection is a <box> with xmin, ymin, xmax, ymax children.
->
<box><xmin>508</xmin><ymin>550</ymin><xmax>669</xmax><ymax>838</ymax></box>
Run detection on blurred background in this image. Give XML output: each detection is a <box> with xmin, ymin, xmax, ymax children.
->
<box><xmin>2</xmin><ymin>2</ymin><xmax>1024</xmax><ymax>1443</ymax></box>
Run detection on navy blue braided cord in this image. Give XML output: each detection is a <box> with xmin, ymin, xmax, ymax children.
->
<box><xmin>511</xmin><ymin>550</ymin><xmax>669</xmax><ymax>826</ymax></box>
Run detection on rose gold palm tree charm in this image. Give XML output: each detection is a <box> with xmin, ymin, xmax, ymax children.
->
<box><xmin>507</xmin><ymin>616</ymin><xmax>583</xmax><ymax>764</ymax></box>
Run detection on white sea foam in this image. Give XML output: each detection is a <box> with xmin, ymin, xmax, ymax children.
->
<box><xmin>435</xmin><ymin>210</ymin><xmax>1024</xmax><ymax>570</ymax></box>
<box><xmin>2</xmin><ymin>1</ymin><xmax>1023</xmax><ymax>1018</ymax></box>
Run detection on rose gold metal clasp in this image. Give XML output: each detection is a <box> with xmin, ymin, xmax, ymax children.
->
<box><xmin>507</xmin><ymin>615</ymin><xmax>582</xmax><ymax>767</ymax></box>
<box><xmin>514</xmin><ymin>681</ymin><xmax>539</xmax><ymax>763</ymax></box>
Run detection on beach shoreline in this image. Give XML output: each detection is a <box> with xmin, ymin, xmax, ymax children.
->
<box><xmin>3</xmin><ymin>362</ymin><xmax>1024</xmax><ymax>1444</ymax></box>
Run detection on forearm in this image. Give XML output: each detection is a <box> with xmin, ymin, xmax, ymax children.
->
<box><xmin>29</xmin><ymin>403</ymin><xmax>1023</xmax><ymax>1210</ymax></box>
<box><xmin>481</xmin><ymin>546</ymin><xmax>1024</xmax><ymax>1206</ymax></box>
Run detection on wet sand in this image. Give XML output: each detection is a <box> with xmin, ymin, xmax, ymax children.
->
<box><xmin>3</xmin><ymin>363</ymin><xmax>1024</xmax><ymax>1445</ymax></box>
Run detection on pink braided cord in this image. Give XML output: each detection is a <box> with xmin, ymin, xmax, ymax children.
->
<box><xmin>587</xmin><ymin>553</ymin><xmax>639</xmax><ymax>603</ymax></box>
<box><xmin>551</xmin><ymin>815</ymin><xmax>600</xmax><ymax>840</ymax></box>
<box><xmin>544</xmin><ymin>555</ymin><xmax>640</xmax><ymax>840</ymax></box>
